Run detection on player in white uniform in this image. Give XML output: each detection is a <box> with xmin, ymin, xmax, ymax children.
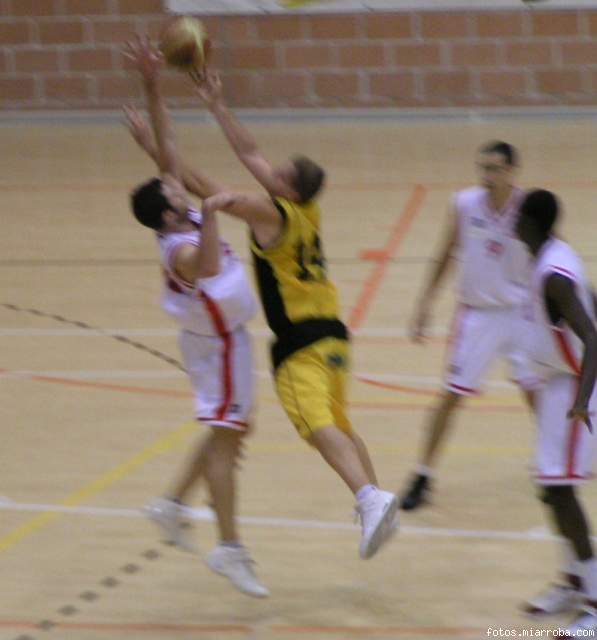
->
<box><xmin>515</xmin><ymin>190</ymin><xmax>597</xmax><ymax>636</ymax></box>
<box><xmin>125</xmin><ymin>36</ymin><xmax>267</xmax><ymax>598</ymax></box>
<box><xmin>402</xmin><ymin>142</ymin><xmax>538</xmax><ymax>509</ymax></box>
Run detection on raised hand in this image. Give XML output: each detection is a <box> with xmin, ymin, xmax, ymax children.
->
<box><xmin>192</xmin><ymin>68</ymin><xmax>223</xmax><ymax>109</ymax></box>
<box><xmin>123</xmin><ymin>105</ymin><xmax>154</xmax><ymax>153</ymax></box>
<box><xmin>123</xmin><ymin>33</ymin><xmax>163</xmax><ymax>84</ymax></box>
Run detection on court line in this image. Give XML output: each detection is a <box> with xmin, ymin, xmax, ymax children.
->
<box><xmin>0</xmin><ymin>326</ymin><xmax>450</xmax><ymax>337</ymax></box>
<box><xmin>0</xmin><ymin>420</ymin><xmax>197</xmax><ymax>555</ymax></box>
<box><xmin>0</xmin><ymin>367</ymin><xmax>517</xmax><ymax>390</ymax></box>
<box><xmin>0</xmin><ymin>499</ymin><xmax>558</xmax><ymax>542</ymax></box>
<box><xmin>0</xmin><ymin>368</ymin><xmax>526</xmax><ymax>412</ymax></box>
<box><xmin>348</xmin><ymin>184</ymin><xmax>427</xmax><ymax>330</ymax></box>
<box><xmin>0</xmin><ymin>620</ymin><xmax>485</xmax><ymax>636</ymax></box>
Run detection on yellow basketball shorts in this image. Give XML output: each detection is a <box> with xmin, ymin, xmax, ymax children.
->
<box><xmin>274</xmin><ymin>337</ymin><xmax>352</xmax><ymax>440</ymax></box>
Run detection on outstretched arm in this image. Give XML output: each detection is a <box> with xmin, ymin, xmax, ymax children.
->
<box><xmin>193</xmin><ymin>70</ymin><xmax>297</xmax><ymax>200</ymax></box>
<box><xmin>123</xmin><ymin>105</ymin><xmax>225</xmax><ymax>200</ymax></box>
<box><xmin>546</xmin><ymin>273</ymin><xmax>597</xmax><ymax>431</ymax></box>
<box><xmin>409</xmin><ymin>204</ymin><xmax>459</xmax><ymax>343</ymax></box>
<box><xmin>202</xmin><ymin>190</ymin><xmax>283</xmax><ymax>249</ymax></box>
<box><xmin>125</xmin><ymin>35</ymin><xmax>181</xmax><ymax>182</ymax></box>
<box><xmin>173</xmin><ymin>210</ymin><xmax>220</xmax><ymax>282</ymax></box>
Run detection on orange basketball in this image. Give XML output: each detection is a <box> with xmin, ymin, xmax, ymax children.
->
<box><xmin>159</xmin><ymin>17</ymin><xmax>210</xmax><ymax>71</ymax></box>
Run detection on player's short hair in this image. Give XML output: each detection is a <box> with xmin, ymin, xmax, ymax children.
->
<box><xmin>130</xmin><ymin>178</ymin><xmax>170</xmax><ymax>230</ymax></box>
<box><xmin>291</xmin><ymin>155</ymin><xmax>325</xmax><ymax>204</ymax></box>
<box><xmin>520</xmin><ymin>189</ymin><xmax>559</xmax><ymax>235</ymax></box>
<box><xmin>480</xmin><ymin>140</ymin><xmax>519</xmax><ymax>167</ymax></box>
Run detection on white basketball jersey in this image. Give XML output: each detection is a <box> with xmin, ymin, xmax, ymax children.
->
<box><xmin>157</xmin><ymin>213</ymin><xmax>257</xmax><ymax>336</ymax></box>
<box><xmin>455</xmin><ymin>186</ymin><xmax>530</xmax><ymax>308</ymax></box>
<box><xmin>527</xmin><ymin>237</ymin><xmax>595</xmax><ymax>380</ymax></box>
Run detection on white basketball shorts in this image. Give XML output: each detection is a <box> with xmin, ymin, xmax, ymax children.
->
<box><xmin>178</xmin><ymin>325</ymin><xmax>254</xmax><ymax>432</ymax></box>
<box><xmin>535</xmin><ymin>373</ymin><xmax>597</xmax><ymax>486</ymax></box>
<box><xmin>445</xmin><ymin>304</ymin><xmax>540</xmax><ymax>396</ymax></box>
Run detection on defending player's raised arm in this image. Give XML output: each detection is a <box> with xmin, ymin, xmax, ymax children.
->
<box><xmin>125</xmin><ymin>35</ymin><xmax>181</xmax><ymax>182</ymax></box>
<box><xmin>202</xmin><ymin>191</ymin><xmax>283</xmax><ymax>248</ymax></box>
<box><xmin>193</xmin><ymin>70</ymin><xmax>296</xmax><ymax>200</ymax></box>
<box><xmin>546</xmin><ymin>273</ymin><xmax>597</xmax><ymax>430</ymax></box>
<box><xmin>409</xmin><ymin>202</ymin><xmax>459</xmax><ymax>342</ymax></box>
<box><xmin>124</xmin><ymin>105</ymin><xmax>226</xmax><ymax>200</ymax></box>
<box><xmin>172</xmin><ymin>210</ymin><xmax>221</xmax><ymax>282</ymax></box>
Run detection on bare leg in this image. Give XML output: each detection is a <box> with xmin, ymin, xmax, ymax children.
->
<box><xmin>309</xmin><ymin>425</ymin><xmax>371</xmax><ymax>494</ymax></box>
<box><xmin>204</xmin><ymin>428</ymin><xmax>243</xmax><ymax>543</ymax></box>
<box><xmin>349</xmin><ymin>431</ymin><xmax>378</xmax><ymax>485</ymax></box>
<box><xmin>420</xmin><ymin>390</ymin><xmax>463</xmax><ymax>468</ymax></box>
<box><xmin>401</xmin><ymin>390</ymin><xmax>463</xmax><ymax>510</ymax></box>
<box><xmin>169</xmin><ymin>432</ymin><xmax>211</xmax><ymax>503</ymax></box>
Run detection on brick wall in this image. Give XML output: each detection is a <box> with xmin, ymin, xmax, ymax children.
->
<box><xmin>1</xmin><ymin>1</ymin><xmax>597</xmax><ymax>110</ymax></box>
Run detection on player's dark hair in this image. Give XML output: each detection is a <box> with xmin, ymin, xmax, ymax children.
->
<box><xmin>480</xmin><ymin>140</ymin><xmax>519</xmax><ymax>167</ymax></box>
<box><xmin>520</xmin><ymin>189</ymin><xmax>559</xmax><ymax>236</ymax></box>
<box><xmin>291</xmin><ymin>155</ymin><xmax>325</xmax><ymax>203</ymax></box>
<box><xmin>130</xmin><ymin>178</ymin><xmax>171</xmax><ymax>230</ymax></box>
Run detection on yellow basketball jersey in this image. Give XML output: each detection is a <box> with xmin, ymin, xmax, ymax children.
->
<box><xmin>250</xmin><ymin>197</ymin><xmax>348</xmax><ymax>368</ymax></box>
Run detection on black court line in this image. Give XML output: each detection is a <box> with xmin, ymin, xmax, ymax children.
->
<box><xmin>12</xmin><ymin>548</ymin><xmax>165</xmax><ymax>640</ymax></box>
<box><xmin>1</xmin><ymin>303</ymin><xmax>185</xmax><ymax>372</ymax></box>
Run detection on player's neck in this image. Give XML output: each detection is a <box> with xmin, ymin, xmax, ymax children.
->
<box><xmin>488</xmin><ymin>184</ymin><xmax>513</xmax><ymax>213</ymax></box>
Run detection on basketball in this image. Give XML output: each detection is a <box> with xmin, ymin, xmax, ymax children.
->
<box><xmin>159</xmin><ymin>17</ymin><xmax>210</xmax><ymax>71</ymax></box>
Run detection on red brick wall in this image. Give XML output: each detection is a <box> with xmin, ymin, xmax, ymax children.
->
<box><xmin>1</xmin><ymin>1</ymin><xmax>596</xmax><ymax>110</ymax></box>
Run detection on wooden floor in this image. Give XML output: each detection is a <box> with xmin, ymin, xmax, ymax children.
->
<box><xmin>2</xmin><ymin>114</ymin><xmax>597</xmax><ymax>640</ymax></box>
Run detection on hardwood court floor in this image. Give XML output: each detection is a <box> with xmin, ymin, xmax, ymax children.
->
<box><xmin>2</xmin><ymin>114</ymin><xmax>597</xmax><ymax>639</ymax></box>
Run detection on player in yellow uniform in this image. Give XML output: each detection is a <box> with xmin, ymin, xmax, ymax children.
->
<box><xmin>195</xmin><ymin>70</ymin><xmax>399</xmax><ymax>559</ymax></box>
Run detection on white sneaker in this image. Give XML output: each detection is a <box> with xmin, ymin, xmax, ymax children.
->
<box><xmin>564</xmin><ymin>605</ymin><xmax>597</xmax><ymax>636</ymax></box>
<box><xmin>356</xmin><ymin>490</ymin><xmax>399</xmax><ymax>559</ymax></box>
<box><xmin>144</xmin><ymin>497</ymin><xmax>197</xmax><ymax>553</ymax></box>
<box><xmin>523</xmin><ymin>584</ymin><xmax>582</xmax><ymax>616</ymax></box>
<box><xmin>206</xmin><ymin>544</ymin><xmax>269</xmax><ymax>598</ymax></box>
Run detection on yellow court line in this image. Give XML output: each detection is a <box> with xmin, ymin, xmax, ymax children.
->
<box><xmin>0</xmin><ymin>420</ymin><xmax>197</xmax><ymax>555</ymax></box>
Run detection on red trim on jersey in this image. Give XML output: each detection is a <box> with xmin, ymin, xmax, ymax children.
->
<box><xmin>199</xmin><ymin>290</ymin><xmax>232</xmax><ymax>421</ymax></box>
<box><xmin>552</xmin><ymin>329</ymin><xmax>581</xmax><ymax>376</ymax></box>
<box><xmin>447</xmin><ymin>382</ymin><xmax>478</xmax><ymax>395</ymax></box>
<box><xmin>549</xmin><ymin>265</ymin><xmax>577</xmax><ymax>281</ymax></box>
<box><xmin>536</xmin><ymin>473</ymin><xmax>589</xmax><ymax>480</ymax></box>
<box><xmin>198</xmin><ymin>417</ymin><xmax>248</xmax><ymax>430</ymax></box>
<box><xmin>551</xmin><ymin>329</ymin><xmax>583</xmax><ymax>477</ymax></box>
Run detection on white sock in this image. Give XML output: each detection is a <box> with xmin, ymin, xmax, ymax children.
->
<box><xmin>580</xmin><ymin>558</ymin><xmax>597</xmax><ymax>601</ymax></box>
<box><xmin>356</xmin><ymin>484</ymin><xmax>378</xmax><ymax>502</ymax></box>
<box><xmin>416</xmin><ymin>464</ymin><xmax>435</xmax><ymax>478</ymax></box>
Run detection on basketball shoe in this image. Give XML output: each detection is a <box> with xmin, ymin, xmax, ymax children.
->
<box><xmin>356</xmin><ymin>489</ymin><xmax>399</xmax><ymax>559</ymax></box>
<box><xmin>401</xmin><ymin>473</ymin><xmax>431</xmax><ymax>511</ymax></box>
<box><xmin>523</xmin><ymin>583</ymin><xmax>582</xmax><ymax>616</ymax></box>
<box><xmin>144</xmin><ymin>497</ymin><xmax>197</xmax><ymax>553</ymax></box>
<box><xmin>206</xmin><ymin>544</ymin><xmax>269</xmax><ymax>598</ymax></box>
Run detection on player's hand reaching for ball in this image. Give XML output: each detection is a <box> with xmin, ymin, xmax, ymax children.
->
<box><xmin>193</xmin><ymin>69</ymin><xmax>223</xmax><ymax>109</ymax></box>
<box><xmin>124</xmin><ymin>34</ymin><xmax>163</xmax><ymax>85</ymax></box>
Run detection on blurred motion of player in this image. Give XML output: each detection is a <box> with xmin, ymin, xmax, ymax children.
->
<box><xmin>192</xmin><ymin>68</ymin><xmax>399</xmax><ymax>560</ymax></box>
<box><xmin>124</xmin><ymin>36</ymin><xmax>268</xmax><ymax>598</ymax></box>
<box><xmin>402</xmin><ymin>141</ymin><xmax>538</xmax><ymax>510</ymax></box>
<box><xmin>516</xmin><ymin>190</ymin><xmax>597</xmax><ymax>636</ymax></box>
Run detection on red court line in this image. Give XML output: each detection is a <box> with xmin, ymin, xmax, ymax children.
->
<box><xmin>0</xmin><ymin>368</ymin><xmax>524</xmax><ymax>412</ymax></box>
<box><xmin>0</xmin><ymin>620</ymin><xmax>483</xmax><ymax>636</ymax></box>
<box><xmin>348</xmin><ymin>184</ymin><xmax>427</xmax><ymax>330</ymax></box>
<box><xmin>0</xmin><ymin>368</ymin><xmax>192</xmax><ymax>399</ymax></box>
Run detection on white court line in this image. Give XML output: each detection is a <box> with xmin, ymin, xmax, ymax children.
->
<box><xmin>0</xmin><ymin>326</ymin><xmax>449</xmax><ymax>338</ymax></box>
<box><xmin>0</xmin><ymin>497</ymin><xmax>558</xmax><ymax>542</ymax></box>
<box><xmin>0</xmin><ymin>368</ymin><xmax>516</xmax><ymax>390</ymax></box>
